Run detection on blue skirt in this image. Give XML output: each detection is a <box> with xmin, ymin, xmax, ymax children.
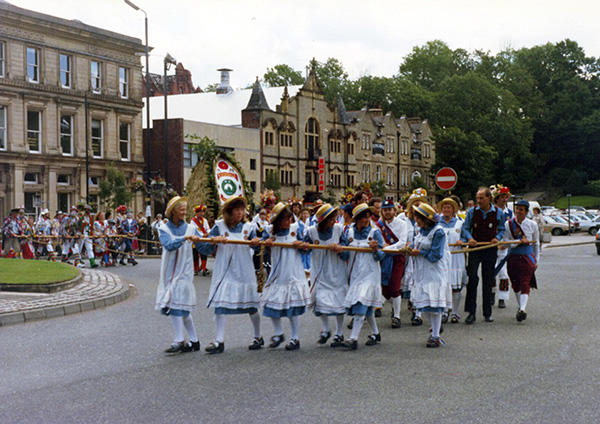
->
<box><xmin>160</xmin><ymin>307</ymin><xmax>190</xmax><ymax>317</ymax></box>
<box><xmin>263</xmin><ymin>306</ymin><xmax>306</xmax><ymax>318</ymax></box>
<box><xmin>346</xmin><ymin>302</ymin><xmax>374</xmax><ymax>317</ymax></box>
<box><xmin>215</xmin><ymin>307</ymin><xmax>258</xmax><ymax>315</ymax></box>
<box><xmin>418</xmin><ymin>306</ymin><xmax>445</xmax><ymax>313</ymax></box>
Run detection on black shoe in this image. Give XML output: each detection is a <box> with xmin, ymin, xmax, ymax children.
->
<box><xmin>347</xmin><ymin>319</ymin><xmax>353</xmax><ymax>330</ymax></box>
<box><xmin>426</xmin><ymin>336</ymin><xmax>445</xmax><ymax>348</ymax></box>
<box><xmin>119</xmin><ymin>259</ymin><xmax>126</xmax><ymax>266</ymax></box>
<box><xmin>164</xmin><ymin>342</ymin><xmax>185</xmax><ymax>354</ymax></box>
<box><xmin>317</xmin><ymin>331</ymin><xmax>331</xmax><ymax>344</ymax></box>
<box><xmin>484</xmin><ymin>316</ymin><xmax>494</xmax><ymax>322</ymax></box>
<box><xmin>411</xmin><ymin>316</ymin><xmax>423</xmax><ymax>326</ymax></box>
<box><xmin>465</xmin><ymin>313</ymin><xmax>476</xmax><ymax>324</ymax></box>
<box><xmin>131</xmin><ymin>259</ymin><xmax>138</xmax><ymax>266</ymax></box>
<box><xmin>269</xmin><ymin>334</ymin><xmax>285</xmax><ymax>348</ymax></box>
<box><xmin>374</xmin><ymin>308</ymin><xmax>382</xmax><ymax>317</ymax></box>
<box><xmin>450</xmin><ymin>314</ymin><xmax>460</xmax><ymax>324</ymax></box>
<box><xmin>91</xmin><ymin>263</ymin><xmax>99</xmax><ymax>269</ymax></box>
<box><xmin>498</xmin><ymin>299</ymin><xmax>506</xmax><ymax>308</ymax></box>
<box><xmin>441</xmin><ymin>313</ymin><xmax>449</xmax><ymax>324</ymax></box>
<box><xmin>203</xmin><ymin>269</ymin><xmax>211</xmax><ymax>276</ymax></box>
<box><xmin>516</xmin><ymin>310</ymin><xmax>527</xmax><ymax>322</ymax></box>
<box><xmin>342</xmin><ymin>339</ymin><xmax>358</xmax><ymax>350</ymax></box>
<box><xmin>205</xmin><ymin>341</ymin><xmax>225</xmax><ymax>354</ymax></box>
<box><xmin>181</xmin><ymin>340</ymin><xmax>200</xmax><ymax>352</ymax></box>
<box><xmin>248</xmin><ymin>336</ymin><xmax>264</xmax><ymax>350</ymax></box>
<box><xmin>285</xmin><ymin>339</ymin><xmax>300</xmax><ymax>351</ymax></box>
<box><xmin>366</xmin><ymin>333</ymin><xmax>381</xmax><ymax>346</ymax></box>
<box><xmin>330</xmin><ymin>334</ymin><xmax>345</xmax><ymax>347</ymax></box>
<box><xmin>391</xmin><ymin>317</ymin><xmax>401</xmax><ymax>328</ymax></box>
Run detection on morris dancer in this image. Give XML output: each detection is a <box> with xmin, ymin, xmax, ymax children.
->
<box><xmin>78</xmin><ymin>205</ymin><xmax>98</xmax><ymax>268</ymax></box>
<box><xmin>93</xmin><ymin>212</ymin><xmax>110</xmax><ymax>267</ymax></box>
<box><xmin>438</xmin><ymin>197</ymin><xmax>467</xmax><ymax>323</ymax></box>
<box><xmin>407</xmin><ymin>203</ymin><xmax>451</xmax><ymax>348</ymax></box>
<box><xmin>198</xmin><ymin>196</ymin><xmax>263</xmax><ymax>354</ymax></box>
<box><xmin>35</xmin><ymin>209</ymin><xmax>56</xmax><ymax>261</ymax></box>
<box><xmin>119</xmin><ymin>209</ymin><xmax>138</xmax><ymax>266</ymax></box>
<box><xmin>491</xmin><ymin>184</ymin><xmax>513</xmax><ymax>308</ymax></box>
<box><xmin>502</xmin><ymin>200</ymin><xmax>539</xmax><ymax>323</ymax></box>
<box><xmin>61</xmin><ymin>206</ymin><xmax>83</xmax><ymax>267</ymax></box>
<box><xmin>342</xmin><ymin>203</ymin><xmax>385</xmax><ymax>350</ymax></box>
<box><xmin>260</xmin><ymin>202</ymin><xmax>310</xmax><ymax>351</ymax></box>
<box><xmin>191</xmin><ymin>204</ymin><xmax>211</xmax><ymax>276</ymax></box>
<box><xmin>304</xmin><ymin>204</ymin><xmax>349</xmax><ymax>347</ymax></box>
<box><xmin>156</xmin><ymin>196</ymin><xmax>201</xmax><ymax>355</ymax></box>
<box><xmin>375</xmin><ymin>199</ymin><xmax>408</xmax><ymax>328</ymax></box>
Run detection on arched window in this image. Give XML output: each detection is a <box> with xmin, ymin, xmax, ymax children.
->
<box><xmin>304</xmin><ymin>118</ymin><xmax>319</xmax><ymax>160</ymax></box>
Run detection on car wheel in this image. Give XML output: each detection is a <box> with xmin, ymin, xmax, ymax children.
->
<box><xmin>590</xmin><ymin>227</ymin><xmax>598</xmax><ymax>236</ymax></box>
<box><xmin>597</xmin><ymin>246</ymin><xmax>600</xmax><ymax>255</ymax></box>
<box><xmin>552</xmin><ymin>228</ymin><xmax>563</xmax><ymax>236</ymax></box>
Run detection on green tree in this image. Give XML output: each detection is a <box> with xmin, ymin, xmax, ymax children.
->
<box><xmin>203</xmin><ymin>83</ymin><xmax>218</xmax><ymax>92</ymax></box>
<box><xmin>264</xmin><ymin>171</ymin><xmax>281</xmax><ymax>197</ymax></box>
<box><xmin>311</xmin><ymin>57</ymin><xmax>351</xmax><ymax>105</ymax></box>
<box><xmin>263</xmin><ymin>64</ymin><xmax>304</xmax><ymax>87</ymax></box>
<box><xmin>98</xmin><ymin>164</ymin><xmax>132</xmax><ymax>211</ymax></box>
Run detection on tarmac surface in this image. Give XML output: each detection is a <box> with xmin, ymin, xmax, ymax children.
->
<box><xmin>0</xmin><ymin>232</ymin><xmax>599</xmax><ymax>423</ymax></box>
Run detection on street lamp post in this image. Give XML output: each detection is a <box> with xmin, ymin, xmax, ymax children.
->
<box><xmin>163</xmin><ymin>53</ymin><xmax>177</xmax><ymax>185</ymax></box>
<box><xmin>567</xmin><ymin>193</ymin><xmax>572</xmax><ymax>236</ymax></box>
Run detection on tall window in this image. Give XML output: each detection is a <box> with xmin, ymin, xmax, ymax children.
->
<box><xmin>58</xmin><ymin>192</ymin><xmax>70</xmax><ymax>213</ymax></box>
<box><xmin>27</xmin><ymin>47</ymin><xmax>40</xmax><ymax>83</ymax></box>
<box><xmin>0</xmin><ymin>42</ymin><xmax>5</xmax><ymax>78</ymax></box>
<box><xmin>60</xmin><ymin>115</ymin><xmax>73</xmax><ymax>156</ymax></box>
<box><xmin>362</xmin><ymin>164</ymin><xmax>370</xmax><ymax>182</ymax></box>
<box><xmin>279</xmin><ymin>131</ymin><xmax>293</xmax><ymax>148</ymax></box>
<box><xmin>376</xmin><ymin>165</ymin><xmax>382</xmax><ymax>181</ymax></box>
<box><xmin>59</xmin><ymin>54</ymin><xmax>71</xmax><ymax>88</ymax></box>
<box><xmin>91</xmin><ymin>119</ymin><xmax>103</xmax><ymax>158</ymax></box>
<box><xmin>347</xmin><ymin>174</ymin><xmax>355</xmax><ymax>188</ymax></box>
<box><xmin>27</xmin><ymin>110</ymin><xmax>41</xmax><ymax>153</ymax></box>
<box><xmin>304</xmin><ymin>118</ymin><xmax>319</xmax><ymax>160</ymax></box>
<box><xmin>183</xmin><ymin>143</ymin><xmax>199</xmax><ymax>168</ymax></box>
<box><xmin>280</xmin><ymin>169</ymin><xmax>293</xmax><ymax>186</ymax></box>
<box><xmin>348</xmin><ymin>140</ymin><xmax>355</xmax><ymax>155</ymax></box>
<box><xmin>91</xmin><ymin>61</ymin><xmax>102</xmax><ymax>93</ymax></box>
<box><xmin>119</xmin><ymin>67</ymin><xmax>129</xmax><ymax>98</ymax></box>
<box><xmin>0</xmin><ymin>106</ymin><xmax>6</xmax><ymax>151</ymax></box>
<box><xmin>264</xmin><ymin>131</ymin><xmax>274</xmax><ymax>146</ymax></box>
<box><xmin>387</xmin><ymin>166</ymin><xmax>395</xmax><ymax>186</ymax></box>
<box><xmin>119</xmin><ymin>122</ymin><xmax>130</xmax><ymax>161</ymax></box>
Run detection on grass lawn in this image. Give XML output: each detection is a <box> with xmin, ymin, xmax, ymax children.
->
<box><xmin>554</xmin><ymin>196</ymin><xmax>600</xmax><ymax>209</ymax></box>
<box><xmin>0</xmin><ymin>258</ymin><xmax>79</xmax><ymax>285</ymax></box>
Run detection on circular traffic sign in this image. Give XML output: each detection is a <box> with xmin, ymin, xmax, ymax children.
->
<box><xmin>435</xmin><ymin>167</ymin><xmax>458</xmax><ymax>191</ymax></box>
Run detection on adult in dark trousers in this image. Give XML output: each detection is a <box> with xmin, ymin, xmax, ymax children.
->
<box><xmin>462</xmin><ymin>187</ymin><xmax>505</xmax><ymax>324</ymax></box>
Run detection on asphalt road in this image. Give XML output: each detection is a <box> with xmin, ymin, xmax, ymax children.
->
<box><xmin>1</xmin><ymin>243</ymin><xmax>599</xmax><ymax>424</ymax></box>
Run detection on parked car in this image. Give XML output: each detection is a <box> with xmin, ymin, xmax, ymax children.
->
<box><xmin>557</xmin><ymin>214</ymin><xmax>580</xmax><ymax>231</ymax></box>
<box><xmin>568</xmin><ymin>206</ymin><xmax>587</xmax><ymax>213</ymax></box>
<box><xmin>596</xmin><ymin>232</ymin><xmax>600</xmax><ymax>255</ymax></box>
<box><xmin>541</xmin><ymin>206</ymin><xmax>559</xmax><ymax>215</ymax></box>
<box><xmin>570</xmin><ymin>214</ymin><xmax>595</xmax><ymax>233</ymax></box>
<box><xmin>544</xmin><ymin>216</ymin><xmax>571</xmax><ymax>236</ymax></box>
<box><xmin>588</xmin><ymin>216</ymin><xmax>600</xmax><ymax>236</ymax></box>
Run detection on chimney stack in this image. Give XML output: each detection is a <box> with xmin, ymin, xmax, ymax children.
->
<box><xmin>216</xmin><ymin>68</ymin><xmax>233</xmax><ymax>94</ymax></box>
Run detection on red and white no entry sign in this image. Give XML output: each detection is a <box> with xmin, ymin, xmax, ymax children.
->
<box><xmin>435</xmin><ymin>167</ymin><xmax>458</xmax><ymax>191</ymax></box>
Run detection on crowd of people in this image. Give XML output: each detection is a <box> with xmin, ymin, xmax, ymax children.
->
<box><xmin>154</xmin><ymin>183</ymin><xmax>541</xmax><ymax>355</ymax></box>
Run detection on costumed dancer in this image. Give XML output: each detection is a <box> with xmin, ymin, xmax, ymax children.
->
<box><xmin>21</xmin><ymin>216</ymin><xmax>36</xmax><ymax>259</ymax></box>
<box><xmin>342</xmin><ymin>203</ymin><xmax>385</xmax><ymax>350</ymax></box>
<box><xmin>491</xmin><ymin>184</ymin><xmax>513</xmax><ymax>308</ymax></box>
<box><xmin>191</xmin><ymin>204</ymin><xmax>211</xmax><ymax>276</ymax></box>
<box><xmin>407</xmin><ymin>203</ymin><xmax>452</xmax><ymax>348</ymax></box>
<box><xmin>251</xmin><ymin>208</ymin><xmax>270</xmax><ymax>291</ymax></box>
<box><xmin>155</xmin><ymin>196</ymin><xmax>201</xmax><ymax>355</ymax></box>
<box><xmin>93</xmin><ymin>212</ymin><xmax>110</xmax><ymax>266</ymax></box>
<box><xmin>375</xmin><ymin>199</ymin><xmax>408</xmax><ymax>328</ymax></box>
<box><xmin>106</xmin><ymin>219</ymin><xmax>119</xmax><ymax>266</ymax></box>
<box><xmin>119</xmin><ymin>209</ymin><xmax>138</xmax><ymax>266</ymax></box>
<box><xmin>304</xmin><ymin>204</ymin><xmax>350</xmax><ymax>347</ymax></box>
<box><xmin>78</xmin><ymin>205</ymin><xmax>98</xmax><ymax>268</ymax></box>
<box><xmin>61</xmin><ymin>206</ymin><xmax>83</xmax><ymax>267</ymax></box>
<box><xmin>437</xmin><ymin>197</ymin><xmax>467</xmax><ymax>324</ymax></box>
<box><xmin>501</xmin><ymin>199</ymin><xmax>539</xmax><ymax>323</ymax></box>
<box><xmin>260</xmin><ymin>202</ymin><xmax>310</xmax><ymax>351</ymax></box>
<box><xmin>35</xmin><ymin>209</ymin><xmax>56</xmax><ymax>261</ymax></box>
<box><xmin>2</xmin><ymin>209</ymin><xmax>23</xmax><ymax>258</ymax></box>
<box><xmin>198</xmin><ymin>196</ymin><xmax>263</xmax><ymax>354</ymax></box>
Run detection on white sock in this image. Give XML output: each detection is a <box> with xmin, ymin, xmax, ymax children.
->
<box><xmin>520</xmin><ymin>294</ymin><xmax>529</xmax><ymax>311</ymax></box>
<box><xmin>249</xmin><ymin>312</ymin><xmax>261</xmax><ymax>338</ymax></box>
<box><xmin>430</xmin><ymin>312</ymin><xmax>442</xmax><ymax>338</ymax></box>
<box><xmin>182</xmin><ymin>314</ymin><xmax>198</xmax><ymax>343</ymax></box>
<box><xmin>452</xmin><ymin>291</ymin><xmax>461</xmax><ymax>314</ymax></box>
<box><xmin>366</xmin><ymin>314</ymin><xmax>379</xmax><ymax>335</ymax></box>
<box><xmin>514</xmin><ymin>291</ymin><xmax>521</xmax><ymax>308</ymax></box>
<box><xmin>271</xmin><ymin>317</ymin><xmax>283</xmax><ymax>336</ymax></box>
<box><xmin>319</xmin><ymin>315</ymin><xmax>330</xmax><ymax>333</ymax></box>
<box><xmin>170</xmin><ymin>316</ymin><xmax>185</xmax><ymax>343</ymax></box>
<box><xmin>289</xmin><ymin>315</ymin><xmax>300</xmax><ymax>340</ymax></box>
<box><xmin>415</xmin><ymin>310</ymin><xmax>422</xmax><ymax>318</ymax></box>
<box><xmin>215</xmin><ymin>314</ymin><xmax>226</xmax><ymax>343</ymax></box>
<box><xmin>392</xmin><ymin>296</ymin><xmax>402</xmax><ymax>318</ymax></box>
<box><xmin>350</xmin><ymin>315</ymin><xmax>365</xmax><ymax>340</ymax></box>
<box><xmin>334</xmin><ymin>315</ymin><xmax>344</xmax><ymax>336</ymax></box>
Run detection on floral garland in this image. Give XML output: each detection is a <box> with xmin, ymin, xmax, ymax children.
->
<box><xmin>260</xmin><ymin>189</ymin><xmax>278</xmax><ymax>207</ymax></box>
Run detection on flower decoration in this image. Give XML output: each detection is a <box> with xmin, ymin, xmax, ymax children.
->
<box><xmin>260</xmin><ymin>189</ymin><xmax>278</xmax><ymax>207</ymax></box>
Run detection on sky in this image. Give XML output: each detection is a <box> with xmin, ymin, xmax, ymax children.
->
<box><xmin>9</xmin><ymin>0</ymin><xmax>600</xmax><ymax>90</ymax></box>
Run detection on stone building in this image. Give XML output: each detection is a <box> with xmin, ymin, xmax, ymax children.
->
<box><xmin>0</xmin><ymin>2</ymin><xmax>146</xmax><ymax>217</ymax></box>
<box><xmin>142</xmin><ymin>62</ymin><xmax>202</xmax><ymax>97</ymax></box>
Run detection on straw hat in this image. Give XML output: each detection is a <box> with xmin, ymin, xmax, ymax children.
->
<box><xmin>222</xmin><ymin>196</ymin><xmax>247</xmax><ymax>215</ymax></box>
<box><xmin>315</xmin><ymin>204</ymin><xmax>338</xmax><ymax>223</ymax></box>
<box><xmin>437</xmin><ymin>197</ymin><xmax>459</xmax><ymax>215</ymax></box>
<box><xmin>352</xmin><ymin>203</ymin><xmax>375</xmax><ymax>221</ymax></box>
<box><xmin>413</xmin><ymin>203</ymin><xmax>437</xmax><ymax>221</ymax></box>
<box><xmin>165</xmin><ymin>196</ymin><xmax>188</xmax><ymax>219</ymax></box>
<box><xmin>406</xmin><ymin>188</ymin><xmax>428</xmax><ymax>210</ymax></box>
<box><xmin>269</xmin><ymin>202</ymin><xmax>290</xmax><ymax>224</ymax></box>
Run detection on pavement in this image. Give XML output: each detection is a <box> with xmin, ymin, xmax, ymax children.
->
<box><xmin>0</xmin><ymin>232</ymin><xmax>595</xmax><ymax>328</ymax></box>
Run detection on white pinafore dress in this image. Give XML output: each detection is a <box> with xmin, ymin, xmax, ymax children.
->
<box><xmin>260</xmin><ymin>223</ymin><xmax>310</xmax><ymax>316</ymax></box>
<box><xmin>441</xmin><ymin>218</ymin><xmax>467</xmax><ymax>290</ymax></box>
<box><xmin>401</xmin><ymin>219</ymin><xmax>418</xmax><ymax>294</ymax></box>
<box><xmin>155</xmin><ymin>223</ymin><xmax>197</xmax><ymax>313</ymax></box>
<box><xmin>410</xmin><ymin>224</ymin><xmax>452</xmax><ymax>310</ymax></box>
<box><xmin>343</xmin><ymin>226</ymin><xmax>383</xmax><ymax>312</ymax></box>
<box><xmin>307</xmin><ymin>223</ymin><xmax>348</xmax><ymax>316</ymax></box>
<box><xmin>207</xmin><ymin>220</ymin><xmax>260</xmax><ymax>313</ymax></box>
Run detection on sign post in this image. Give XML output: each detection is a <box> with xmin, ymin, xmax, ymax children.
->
<box><xmin>435</xmin><ymin>167</ymin><xmax>458</xmax><ymax>191</ymax></box>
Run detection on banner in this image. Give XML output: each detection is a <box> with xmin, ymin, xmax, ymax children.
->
<box><xmin>214</xmin><ymin>158</ymin><xmax>244</xmax><ymax>205</ymax></box>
